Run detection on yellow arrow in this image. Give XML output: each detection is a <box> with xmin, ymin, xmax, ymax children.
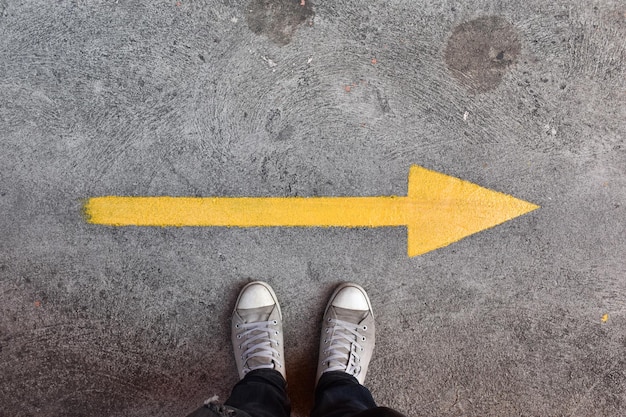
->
<box><xmin>85</xmin><ymin>165</ymin><xmax>539</xmax><ymax>256</ymax></box>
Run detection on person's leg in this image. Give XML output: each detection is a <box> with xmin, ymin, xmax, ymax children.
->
<box><xmin>311</xmin><ymin>371</ymin><xmax>376</xmax><ymax>417</ymax></box>
<box><xmin>311</xmin><ymin>283</ymin><xmax>406</xmax><ymax>417</ymax></box>
<box><xmin>224</xmin><ymin>368</ymin><xmax>290</xmax><ymax>417</ymax></box>
<box><xmin>346</xmin><ymin>407</ymin><xmax>407</xmax><ymax>417</ymax></box>
<box><xmin>312</xmin><ymin>372</ymin><xmax>406</xmax><ymax>417</ymax></box>
<box><xmin>186</xmin><ymin>281</ymin><xmax>290</xmax><ymax>417</ymax></box>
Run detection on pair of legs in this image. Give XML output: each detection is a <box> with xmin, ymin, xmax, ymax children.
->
<box><xmin>186</xmin><ymin>282</ymin><xmax>405</xmax><ymax>417</ymax></box>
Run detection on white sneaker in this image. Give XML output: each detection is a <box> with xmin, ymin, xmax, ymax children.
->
<box><xmin>316</xmin><ymin>283</ymin><xmax>375</xmax><ymax>385</ymax></box>
<box><xmin>231</xmin><ymin>281</ymin><xmax>285</xmax><ymax>380</ymax></box>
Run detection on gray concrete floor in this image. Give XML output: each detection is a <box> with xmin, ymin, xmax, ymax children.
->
<box><xmin>1</xmin><ymin>0</ymin><xmax>625</xmax><ymax>416</ymax></box>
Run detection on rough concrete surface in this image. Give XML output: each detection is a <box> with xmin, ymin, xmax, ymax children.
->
<box><xmin>1</xmin><ymin>0</ymin><xmax>625</xmax><ymax>416</ymax></box>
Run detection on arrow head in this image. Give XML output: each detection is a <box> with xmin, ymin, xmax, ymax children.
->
<box><xmin>406</xmin><ymin>165</ymin><xmax>539</xmax><ymax>257</ymax></box>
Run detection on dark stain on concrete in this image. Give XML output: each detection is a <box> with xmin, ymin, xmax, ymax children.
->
<box><xmin>265</xmin><ymin>108</ymin><xmax>283</xmax><ymax>135</ymax></box>
<box><xmin>445</xmin><ymin>16</ymin><xmax>521</xmax><ymax>93</ymax></box>
<box><xmin>246</xmin><ymin>0</ymin><xmax>314</xmax><ymax>46</ymax></box>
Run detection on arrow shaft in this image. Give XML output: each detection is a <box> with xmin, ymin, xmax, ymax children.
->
<box><xmin>86</xmin><ymin>196</ymin><xmax>416</xmax><ymax>227</ymax></box>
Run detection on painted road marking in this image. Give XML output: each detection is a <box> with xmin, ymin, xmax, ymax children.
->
<box><xmin>85</xmin><ymin>165</ymin><xmax>539</xmax><ymax>256</ymax></box>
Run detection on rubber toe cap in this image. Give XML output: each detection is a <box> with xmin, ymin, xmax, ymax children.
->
<box><xmin>238</xmin><ymin>283</ymin><xmax>275</xmax><ymax>309</ymax></box>
<box><xmin>331</xmin><ymin>286</ymin><xmax>369</xmax><ymax>311</ymax></box>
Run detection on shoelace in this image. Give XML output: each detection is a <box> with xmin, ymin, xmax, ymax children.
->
<box><xmin>322</xmin><ymin>318</ymin><xmax>366</xmax><ymax>376</ymax></box>
<box><xmin>235</xmin><ymin>320</ymin><xmax>282</xmax><ymax>374</ymax></box>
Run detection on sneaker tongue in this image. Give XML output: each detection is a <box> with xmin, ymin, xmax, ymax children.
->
<box><xmin>332</xmin><ymin>306</ymin><xmax>369</xmax><ymax>325</ymax></box>
<box><xmin>239</xmin><ymin>305</ymin><xmax>277</xmax><ymax>371</ymax></box>
<box><xmin>327</xmin><ymin>307</ymin><xmax>369</xmax><ymax>372</ymax></box>
<box><xmin>238</xmin><ymin>305</ymin><xmax>274</xmax><ymax>323</ymax></box>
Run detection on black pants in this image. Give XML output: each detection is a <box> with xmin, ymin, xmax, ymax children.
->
<box><xmin>186</xmin><ymin>370</ymin><xmax>406</xmax><ymax>417</ymax></box>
